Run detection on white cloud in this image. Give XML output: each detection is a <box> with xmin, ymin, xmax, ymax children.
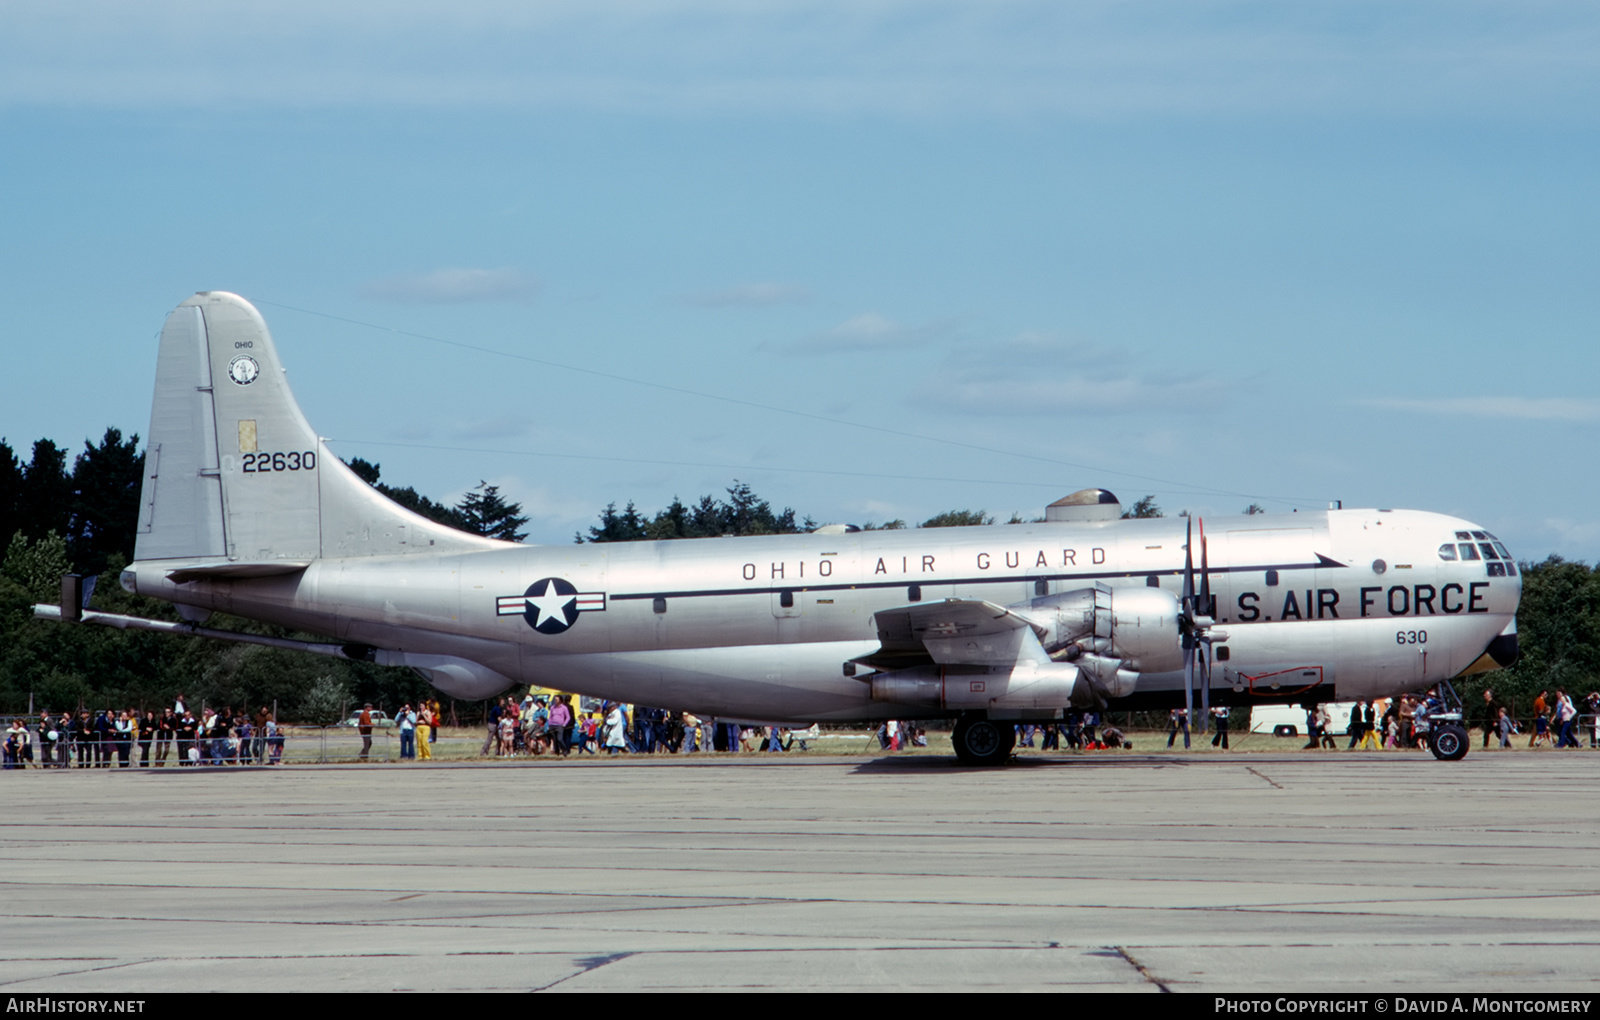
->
<box><xmin>918</xmin><ymin>330</ymin><xmax>1225</xmax><ymax>415</ymax></box>
<box><xmin>1364</xmin><ymin>396</ymin><xmax>1600</xmax><ymax>422</ymax></box>
<box><xmin>773</xmin><ymin>312</ymin><xmax>957</xmax><ymax>354</ymax></box>
<box><xmin>683</xmin><ymin>282</ymin><xmax>810</xmax><ymax>307</ymax></box>
<box><xmin>361</xmin><ymin>267</ymin><xmax>539</xmax><ymax>304</ymax></box>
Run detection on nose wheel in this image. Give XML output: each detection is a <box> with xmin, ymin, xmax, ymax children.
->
<box><xmin>951</xmin><ymin>715</ymin><xmax>1016</xmax><ymax>767</ymax></box>
<box><xmin>1421</xmin><ymin>679</ymin><xmax>1469</xmax><ymax>761</ymax></box>
<box><xmin>1429</xmin><ymin>724</ymin><xmax>1468</xmax><ymax>761</ymax></box>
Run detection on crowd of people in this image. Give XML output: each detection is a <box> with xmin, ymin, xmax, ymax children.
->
<box><xmin>9</xmin><ymin>685</ymin><xmax>1597</xmax><ymax>770</ymax></box>
<box><xmin>2</xmin><ymin>695</ymin><xmax>285</xmax><ymax>769</ymax></box>
<box><xmin>479</xmin><ymin>694</ymin><xmax>823</xmax><ymax>758</ymax></box>
<box><xmin>1477</xmin><ymin>687</ymin><xmax>1598</xmax><ymax>749</ymax></box>
<box><xmin>1298</xmin><ymin>688</ymin><xmax>1600</xmax><ymax>752</ymax></box>
<box><xmin>1020</xmin><ymin>710</ymin><xmax>1134</xmax><ymax>751</ymax></box>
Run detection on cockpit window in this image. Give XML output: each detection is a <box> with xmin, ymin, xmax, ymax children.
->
<box><xmin>1471</xmin><ymin>531</ymin><xmax>1488</xmax><ymax>539</ymax></box>
<box><xmin>1493</xmin><ymin>542</ymin><xmax>1511</xmax><ymax>559</ymax></box>
<box><xmin>1478</xmin><ymin>542</ymin><xmax>1498</xmax><ymax>560</ymax></box>
<box><xmin>1458</xmin><ymin>543</ymin><xmax>1481</xmax><ymax>561</ymax></box>
<box><xmin>1438</xmin><ymin>544</ymin><xmax>1457</xmax><ymax>561</ymax></box>
<box><xmin>1455</xmin><ymin>531</ymin><xmax>1471</xmax><ymax>540</ymax></box>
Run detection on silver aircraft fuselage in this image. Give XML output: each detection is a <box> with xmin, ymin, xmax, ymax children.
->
<box><xmin>126</xmin><ymin>507</ymin><xmax>1520</xmax><ymax>721</ymax></box>
<box><xmin>99</xmin><ymin>292</ymin><xmax>1518</xmax><ymax>725</ymax></box>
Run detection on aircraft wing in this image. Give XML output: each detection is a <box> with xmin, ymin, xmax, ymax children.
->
<box><xmin>855</xmin><ymin>599</ymin><xmax>1048</xmax><ymax>670</ymax></box>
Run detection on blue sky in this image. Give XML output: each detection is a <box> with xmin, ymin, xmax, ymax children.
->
<box><xmin>3</xmin><ymin>2</ymin><xmax>1597</xmax><ymax>557</ymax></box>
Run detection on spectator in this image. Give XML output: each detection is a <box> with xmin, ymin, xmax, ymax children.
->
<box><xmin>1167</xmin><ymin>708</ymin><xmax>1190</xmax><ymax>749</ymax></box>
<box><xmin>358</xmin><ymin>704</ymin><xmax>374</xmax><ymax>762</ymax></box>
<box><xmin>397</xmin><ymin>704</ymin><xmax>416</xmax><ymax>760</ymax></box>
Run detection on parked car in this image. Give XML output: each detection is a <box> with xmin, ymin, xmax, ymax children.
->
<box><xmin>337</xmin><ymin>710</ymin><xmax>394</xmax><ymax>729</ymax></box>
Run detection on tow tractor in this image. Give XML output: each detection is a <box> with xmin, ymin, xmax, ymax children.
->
<box><xmin>1414</xmin><ymin>679</ymin><xmax>1470</xmax><ymax>761</ymax></box>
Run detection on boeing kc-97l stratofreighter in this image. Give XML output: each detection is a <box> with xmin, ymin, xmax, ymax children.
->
<box><xmin>37</xmin><ymin>292</ymin><xmax>1522</xmax><ymax>764</ymax></box>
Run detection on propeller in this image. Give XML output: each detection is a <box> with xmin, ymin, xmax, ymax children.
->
<box><xmin>1181</xmin><ymin>516</ymin><xmax>1217</xmax><ymax>737</ymax></box>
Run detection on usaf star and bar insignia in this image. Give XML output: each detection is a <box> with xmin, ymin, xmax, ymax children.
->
<box><xmin>496</xmin><ymin>577</ymin><xmax>607</xmax><ymax>635</ymax></box>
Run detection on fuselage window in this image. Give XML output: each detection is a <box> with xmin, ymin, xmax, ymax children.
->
<box><xmin>1458</xmin><ymin>543</ymin><xmax>1481</xmax><ymax>561</ymax></box>
<box><xmin>908</xmin><ymin>584</ymin><xmax>922</xmax><ymax>602</ymax></box>
<box><xmin>1265</xmin><ymin>569</ymin><xmax>1279</xmax><ymax>586</ymax></box>
<box><xmin>1145</xmin><ymin>574</ymin><xmax>1159</xmax><ymax>587</ymax></box>
<box><xmin>1438</xmin><ymin>544</ymin><xmax>1457</xmax><ymax>561</ymax></box>
<box><xmin>1216</xmin><ymin>645</ymin><xmax>1231</xmax><ymax>661</ymax></box>
<box><xmin>779</xmin><ymin>590</ymin><xmax>794</xmax><ymax>608</ymax></box>
<box><xmin>1035</xmin><ymin>579</ymin><xmax>1049</xmax><ymax>597</ymax></box>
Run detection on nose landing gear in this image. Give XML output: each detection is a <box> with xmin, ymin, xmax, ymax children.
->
<box><xmin>1419</xmin><ymin>679</ymin><xmax>1469</xmax><ymax>761</ymax></box>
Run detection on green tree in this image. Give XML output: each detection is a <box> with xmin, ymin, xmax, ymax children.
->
<box><xmin>582</xmin><ymin>482</ymin><xmax>805</xmax><ymax>542</ymax></box>
<box><xmin>19</xmin><ymin>439</ymin><xmax>70</xmax><ymax>540</ymax></box>
<box><xmin>0</xmin><ymin>440</ymin><xmax>21</xmax><ymax>548</ymax></box>
<box><xmin>920</xmin><ymin>510</ymin><xmax>994</xmax><ymax>528</ymax></box>
<box><xmin>586</xmin><ymin>501</ymin><xmax>649</xmax><ymax>543</ymax></box>
<box><xmin>456</xmin><ymin>482</ymin><xmax>529</xmax><ymax>542</ymax></box>
<box><xmin>1121</xmin><ymin>495</ymin><xmax>1163</xmax><ymax>519</ymax></box>
<box><xmin>2</xmin><ymin>531</ymin><xmax>71</xmax><ymax>603</ymax></box>
<box><xmin>69</xmin><ymin>427</ymin><xmax>144</xmax><ymax>576</ymax></box>
<box><xmin>301</xmin><ymin>675</ymin><xmax>351</xmax><ymax>726</ymax></box>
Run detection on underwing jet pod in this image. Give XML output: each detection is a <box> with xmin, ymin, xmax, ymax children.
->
<box><xmin>37</xmin><ymin>293</ymin><xmax>1523</xmax><ymax>764</ymax></box>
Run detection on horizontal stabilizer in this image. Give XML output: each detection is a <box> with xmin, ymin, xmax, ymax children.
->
<box><xmin>165</xmin><ymin>561</ymin><xmax>312</xmax><ymax>583</ymax></box>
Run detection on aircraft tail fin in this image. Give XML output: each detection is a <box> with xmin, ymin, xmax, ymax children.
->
<box><xmin>135</xmin><ymin>291</ymin><xmax>507</xmax><ymax>565</ymax></box>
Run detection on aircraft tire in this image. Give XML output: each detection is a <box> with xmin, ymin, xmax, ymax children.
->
<box><xmin>952</xmin><ymin>716</ymin><xmax>1015</xmax><ymax>767</ymax></box>
<box><xmin>1429</xmin><ymin>724</ymin><xmax>1469</xmax><ymax>761</ymax></box>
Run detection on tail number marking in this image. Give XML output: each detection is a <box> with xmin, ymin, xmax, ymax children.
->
<box><xmin>241</xmin><ymin>451</ymin><xmax>317</xmax><ymax>473</ymax></box>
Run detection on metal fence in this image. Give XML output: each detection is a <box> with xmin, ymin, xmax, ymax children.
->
<box><xmin>1</xmin><ymin>722</ymin><xmax>483</xmax><ymax>768</ymax></box>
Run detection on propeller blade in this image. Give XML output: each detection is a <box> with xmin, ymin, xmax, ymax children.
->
<box><xmin>1198</xmin><ymin>516</ymin><xmax>1211</xmax><ymax>619</ymax></box>
<box><xmin>1182</xmin><ymin>516</ymin><xmax>1195</xmax><ymax>614</ymax></box>
<box><xmin>1198</xmin><ymin>641</ymin><xmax>1211</xmax><ymax>733</ymax></box>
<box><xmin>1183</xmin><ymin>625</ymin><xmax>1195</xmax><ymax>745</ymax></box>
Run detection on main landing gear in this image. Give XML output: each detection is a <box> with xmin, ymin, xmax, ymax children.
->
<box><xmin>951</xmin><ymin>714</ymin><xmax>1016</xmax><ymax>767</ymax></box>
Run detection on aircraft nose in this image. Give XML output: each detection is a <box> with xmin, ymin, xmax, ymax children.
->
<box><xmin>1483</xmin><ymin>625</ymin><xmax>1520</xmax><ymax>669</ymax></box>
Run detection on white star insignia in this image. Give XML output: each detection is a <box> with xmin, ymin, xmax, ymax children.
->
<box><xmin>526</xmin><ymin>579</ymin><xmax>575</xmax><ymax>626</ymax></box>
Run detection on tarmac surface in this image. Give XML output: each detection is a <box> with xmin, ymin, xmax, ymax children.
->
<box><xmin>3</xmin><ymin>750</ymin><xmax>1598</xmax><ymax>993</ymax></box>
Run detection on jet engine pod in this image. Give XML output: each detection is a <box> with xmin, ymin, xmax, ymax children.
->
<box><xmin>372</xmin><ymin>650</ymin><xmax>517</xmax><ymax>700</ymax></box>
<box><xmin>869</xmin><ymin>662</ymin><xmax>1091</xmax><ymax>711</ymax></box>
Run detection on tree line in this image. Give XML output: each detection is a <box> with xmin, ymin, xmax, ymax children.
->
<box><xmin>2</xmin><ymin>428</ymin><xmax>1596</xmax><ymax>725</ymax></box>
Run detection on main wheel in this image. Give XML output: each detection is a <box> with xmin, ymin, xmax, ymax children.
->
<box><xmin>951</xmin><ymin>716</ymin><xmax>1015</xmax><ymax>767</ymax></box>
<box><xmin>1430</xmin><ymin>724</ymin><xmax>1469</xmax><ymax>761</ymax></box>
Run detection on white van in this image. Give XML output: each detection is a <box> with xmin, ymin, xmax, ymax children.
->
<box><xmin>1248</xmin><ymin>702</ymin><xmax>1361</xmax><ymax>737</ymax></box>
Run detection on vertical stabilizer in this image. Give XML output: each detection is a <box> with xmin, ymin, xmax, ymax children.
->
<box><xmin>135</xmin><ymin>292</ymin><xmax>508</xmax><ymax>566</ymax></box>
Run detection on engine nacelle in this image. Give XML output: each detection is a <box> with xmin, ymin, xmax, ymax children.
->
<box><xmin>1026</xmin><ymin>584</ymin><xmax>1185</xmax><ymax>673</ymax></box>
<box><xmin>869</xmin><ymin>661</ymin><xmax>1094</xmax><ymax>711</ymax></box>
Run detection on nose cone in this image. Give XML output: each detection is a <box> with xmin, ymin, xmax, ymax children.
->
<box><xmin>1484</xmin><ymin>626</ymin><xmax>1520</xmax><ymax>669</ymax></box>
